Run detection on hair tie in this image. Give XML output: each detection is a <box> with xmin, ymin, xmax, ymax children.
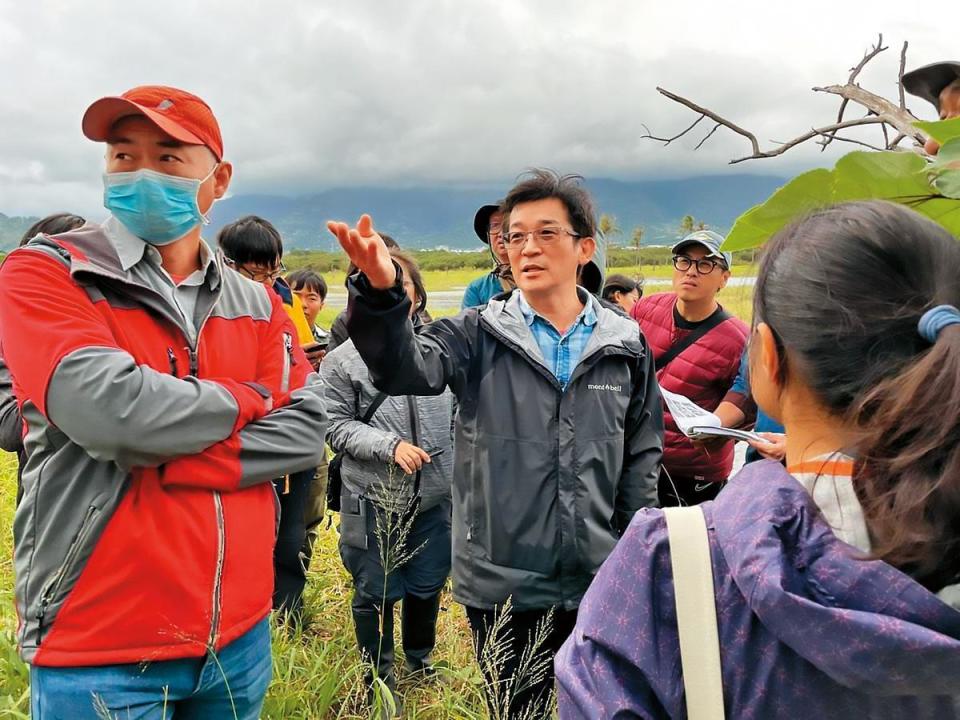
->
<box><xmin>918</xmin><ymin>305</ymin><xmax>960</xmax><ymax>343</ymax></box>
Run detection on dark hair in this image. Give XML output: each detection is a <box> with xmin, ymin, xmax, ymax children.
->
<box><xmin>344</xmin><ymin>232</ymin><xmax>399</xmax><ymax>287</ymax></box>
<box><xmin>217</xmin><ymin>215</ymin><xmax>284</xmax><ymax>266</ymax></box>
<box><xmin>754</xmin><ymin>200</ymin><xmax>960</xmax><ymax>591</ymax></box>
<box><xmin>286</xmin><ymin>269</ymin><xmax>328</xmax><ymax>300</ymax></box>
<box><xmin>20</xmin><ymin>213</ymin><xmax>86</xmax><ymax>246</ymax></box>
<box><xmin>389</xmin><ymin>247</ymin><xmax>427</xmax><ymax>315</ymax></box>
<box><xmin>500</xmin><ymin>169</ymin><xmax>597</xmax><ymax>239</ymax></box>
<box><xmin>602</xmin><ymin>274</ymin><xmax>642</xmax><ymax>302</ymax></box>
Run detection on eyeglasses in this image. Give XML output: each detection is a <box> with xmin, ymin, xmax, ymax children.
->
<box><xmin>504</xmin><ymin>227</ymin><xmax>581</xmax><ymax>249</ymax></box>
<box><xmin>673</xmin><ymin>255</ymin><xmax>725</xmax><ymax>275</ymax></box>
<box><xmin>225</xmin><ymin>257</ymin><xmax>286</xmax><ymax>283</ymax></box>
<box><xmin>487</xmin><ymin>227</ymin><xmax>503</xmax><ymax>239</ymax></box>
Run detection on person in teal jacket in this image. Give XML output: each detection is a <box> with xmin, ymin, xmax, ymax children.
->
<box><xmin>462</xmin><ymin>201</ymin><xmax>515</xmax><ymax>308</ymax></box>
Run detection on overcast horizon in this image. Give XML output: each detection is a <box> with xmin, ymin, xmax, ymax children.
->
<box><xmin>1</xmin><ymin>0</ymin><xmax>954</xmax><ymax>218</ymax></box>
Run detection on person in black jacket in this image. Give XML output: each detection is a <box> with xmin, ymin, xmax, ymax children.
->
<box><xmin>327</xmin><ymin>169</ymin><xmax>663</xmax><ymax>719</ymax></box>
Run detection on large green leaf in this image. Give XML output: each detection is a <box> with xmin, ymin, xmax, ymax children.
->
<box><xmin>830</xmin><ymin>151</ymin><xmax>929</xmax><ymax>200</ymax></box>
<box><xmin>914</xmin><ymin>117</ymin><xmax>960</xmax><ymax>145</ymax></box>
<box><xmin>723</xmin><ymin>150</ymin><xmax>960</xmax><ymax>251</ymax></box>
<box><xmin>723</xmin><ymin>169</ymin><xmax>833</xmax><ymax>251</ymax></box>
<box><xmin>927</xmin><ymin>137</ymin><xmax>960</xmax><ymax>199</ymax></box>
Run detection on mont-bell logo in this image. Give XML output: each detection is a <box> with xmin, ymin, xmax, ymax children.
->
<box><xmin>157</xmin><ymin>99</ymin><xmax>175</xmax><ymax>111</ymax></box>
<box><xmin>587</xmin><ymin>383</ymin><xmax>623</xmax><ymax>392</ymax></box>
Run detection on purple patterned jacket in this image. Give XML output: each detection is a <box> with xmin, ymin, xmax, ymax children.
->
<box><xmin>556</xmin><ymin>460</ymin><xmax>960</xmax><ymax>719</ymax></box>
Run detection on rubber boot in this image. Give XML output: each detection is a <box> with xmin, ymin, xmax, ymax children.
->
<box><xmin>352</xmin><ymin>599</ymin><xmax>399</xmax><ymax>715</ymax></box>
<box><xmin>401</xmin><ymin>591</ymin><xmax>442</xmax><ymax>677</ymax></box>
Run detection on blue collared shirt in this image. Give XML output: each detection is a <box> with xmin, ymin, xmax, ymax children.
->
<box><xmin>517</xmin><ymin>289</ymin><xmax>598</xmax><ymax>388</ymax></box>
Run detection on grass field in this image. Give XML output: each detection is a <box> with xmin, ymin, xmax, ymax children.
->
<box><xmin>0</xmin><ymin>452</ymin><xmax>487</xmax><ymax>719</ymax></box>
<box><xmin>0</xmin><ymin>276</ymin><xmax>755</xmax><ymax>719</ymax></box>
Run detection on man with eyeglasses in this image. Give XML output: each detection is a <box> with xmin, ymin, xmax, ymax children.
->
<box><xmin>217</xmin><ymin>214</ymin><xmax>323</xmax><ymax>625</ymax></box>
<box><xmin>461</xmin><ymin>201</ymin><xmax>516</xmax><ymax>308</ymax></box>
<box><xmin>632</xmin><ymin>229</ymin><xmax>748</xmax><ymax>507</ymax></box>
<box><xmin>217</xmin><ymin>215</ymin><xmax>316</xmax><ymax>356</ymax></box>
<box><xmin>328</xmin><ymin>169</ymin><xmax>663</xmax><ymax>719</ymax></box>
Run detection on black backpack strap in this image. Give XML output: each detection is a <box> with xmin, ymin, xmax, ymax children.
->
<box><xmin>406</xmin><ymin>395</ymin><xmax>423</xmax><ymax>500</ymax></box>
<box><xmin>655</xmin><ymin>308</ymin><xmax>732</xmax><ymax>372</ymax></box>
<box><xmin>360</xmin><ymin>391</ymin><xmax>389</xmax><ymax>423</ymax></box>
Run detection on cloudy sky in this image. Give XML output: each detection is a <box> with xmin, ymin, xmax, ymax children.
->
<box><xmin>0</xmin><ymin>0</ymin><xmax>953</xmax><ymax>216</ymax></box>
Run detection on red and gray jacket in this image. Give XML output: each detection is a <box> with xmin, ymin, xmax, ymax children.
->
<box><xmin>0</xmin><ymin>220</ymin><xmax>327</xmax><ymax>667</ymax></box>
<box><xmin>631</xmin><ymin>292</ymin><xmax>747</xmax><ymax>483</ymax></box>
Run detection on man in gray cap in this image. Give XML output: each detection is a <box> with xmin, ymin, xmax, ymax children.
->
<box><xmin>631</xmin><ymin>229</ymin><xmax>748</xmax><ymax>506</ymax></box>
<box><xmin>903</xmin><ymin>61</ymin><xmax>960</xmax><ymax>155</ymax></box>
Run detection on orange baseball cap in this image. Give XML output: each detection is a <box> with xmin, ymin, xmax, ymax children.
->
<box><xmin>82</xmin><ymin>85</ymin><xmax>224</xmax><ymax>160</ymax></box>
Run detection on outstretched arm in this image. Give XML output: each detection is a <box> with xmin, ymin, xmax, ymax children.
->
<box><xmin>328</xmin><ymin>215</ymin><xmax>477</xmax><ymax>398</ymax></box>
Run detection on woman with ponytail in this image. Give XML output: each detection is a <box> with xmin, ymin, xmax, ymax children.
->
<box><xmin>556</xmin><ymin>200</ymin><xmax>960</xmax><ymax>719</ymax></box>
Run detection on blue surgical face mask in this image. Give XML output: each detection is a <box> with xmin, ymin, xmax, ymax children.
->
<box><xmin>103</xmin><ymin>165</ymin><xmax>218</xmax><ymax>245</ymax></box>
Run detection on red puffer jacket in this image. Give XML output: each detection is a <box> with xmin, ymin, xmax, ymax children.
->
<box><xmin>632</xmin><ymin>292</ymin><xmax>748</xmax><ymax>482</ymax></box>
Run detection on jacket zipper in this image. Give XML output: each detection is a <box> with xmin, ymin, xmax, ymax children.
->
<box><xmin>167</xmin><ymin>348</ymin><xmax>179</xmax><ymax>376</ymax></box>
<box><xmin>207</xmin><ymin>491</ymin><xmax>226</xmax><ymax>648</ymax></box>
<box><xmin>190</xmin><ymin>304</ymin><xmax>230</xmax><ymax>651</ymax></box>
<box><xmin>281</xmin><ymin>332</ymin><xmax>293</xmax><ymax>393</ymax></box>
<box><xmin>36</xmin><ymin>505</ymin><xmax>100</xmax><ymax>636</ymax></box>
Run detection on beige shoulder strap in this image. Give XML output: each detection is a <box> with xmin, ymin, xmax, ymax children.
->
<box><xmin>663</xmin><ymin>506</ymin><xmax>726</xmax><ymax>720</ymax></box>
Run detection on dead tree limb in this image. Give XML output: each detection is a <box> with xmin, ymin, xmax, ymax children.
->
<box><xmin>814</xmin><ymin>132</ymin><xmax>887</xmax><ymax>152</ymax></box>
<box><xmin>642</xmin><ymin>36</ymin><xmax>928</xmax><ymax>165</ymax></box>
<box><xmin>694</xmin><ymin>123</ymin><xmax>722</xmax><ymax>150</ymax></box>
<box><xmin>820</xmin><ymin>34</ymin><xmax>888</xmax><ymax>150</ymax></box>
<box><xmin>812</xmin><ymin>84</ymin><xmax>923</xmax><ymax>142</ymax></box>
<box><xmin>653</xmin><ymin>87</ymin><xmax>762</xmax><ymax>156</ymax></box>
<box><xmin>639</xmin><ymin>115</ymin><xmax>705</xmax><ymax>145</ymax></box>
<box><xmin>730</xmin><ymin>117</ymin><xmax>887</xmax><ymax>164</ymax></box>
<box><xmin>898</xmin><ymin>40</ymin><xmax>909</xmax><ymax>110</ymax></box>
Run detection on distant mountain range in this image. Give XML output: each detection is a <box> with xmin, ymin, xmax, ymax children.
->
<box><xmin>1</xmin><ymin>174</ymin><xmax>787</xmax><ymax>252</ymax></box>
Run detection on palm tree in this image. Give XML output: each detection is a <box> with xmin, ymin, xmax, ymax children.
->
<box><xmin>599</xmin><ymin>214</ymin><xmax>622</xmax><ymax>244</ymax></box>
<box><xmin>630</xmin><ymin>226</ymin><xmax>644</xmax><ymax>269</ymax></box>
<box><xmin>679</xmin><ymin>215</ymin><xmax>709</xmax><ymax>235</ymax></box>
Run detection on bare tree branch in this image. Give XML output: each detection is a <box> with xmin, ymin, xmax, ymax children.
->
<box><xmin>887</xmin><ymin>132</ymin><xmax>907</xmax><ymax>150</ymax></box>
<box><xmin>694</xmin><ymin>124</ymin><xmax>722</xmax><ymax>150</ymax></box>
<box><xmin>729</xmin><ymin>117</ymin><xmax>886</xmax><ymax>164</ymax></box>
<box><xmin>820</xmin><ymin>34</ymin><xmax>888</xmax><ymax>151</ymax></box>
<box><xmin>639</xmin><ymin>115</ymin><xmax>705</xmax><ymax>145</ymax></box>
<box><xmin>653</xmin><ymin>87</ymin><xmax>762</xmax><ymax>155</ymax></box>
<box><xmin>898</xmin><ymin>40</ymin><xmax>909</xmax><ymax>110</ymax></box>
<box><xmin>641</xmin><ymin>35</ymin><xmax>930</xmax><ymax>165</ymax></box>
<box><xmin>847</xmin><ymin>34</ymin><xmax>888</xmax><ymax>84</ymax></box>
<box><xmin>814</xmin><ymin>132</ymin><xmax>887</xmax><ymax>152</ymax></box>
<box><xmin>813</xmin><ymin>84</ymin><xmax>924</xmax><ymax>142</ymax></box>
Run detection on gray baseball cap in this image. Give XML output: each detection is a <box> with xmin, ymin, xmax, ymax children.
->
<box><xmin>671</xmin><ymin>229</ymin><xmax>732</xmax><ymax>269</ymax></box>
<box><xmin>903</xmin><ymin>62</ymin><xmax>960</xmax><ymax>112</ymax></box>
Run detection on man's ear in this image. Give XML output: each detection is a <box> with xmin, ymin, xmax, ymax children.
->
<box><xmin>213</xmin><ymin>161</ymin><xmax>233</xmax><ymax>200</ymax></box>
<box><xmin>577</xmin><ymin>235</ymin><xmax>596</xmax><ymax>265</ymax></box>
<box><xmin>719</xmin><ymin>268</ymin><xmax>731</xmax><ymax>290</ymax></box>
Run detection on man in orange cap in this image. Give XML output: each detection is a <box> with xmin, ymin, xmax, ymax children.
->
<box><xmin>0</xmin><ymin>86</ymin><xmax>327</xmax><ymax>718</ymax></box>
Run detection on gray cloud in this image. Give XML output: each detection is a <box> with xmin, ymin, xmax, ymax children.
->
<box><xmin>0</xmin><ymin>0</ymin><xmax>953</xmax><ymax>217</ymax></box>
